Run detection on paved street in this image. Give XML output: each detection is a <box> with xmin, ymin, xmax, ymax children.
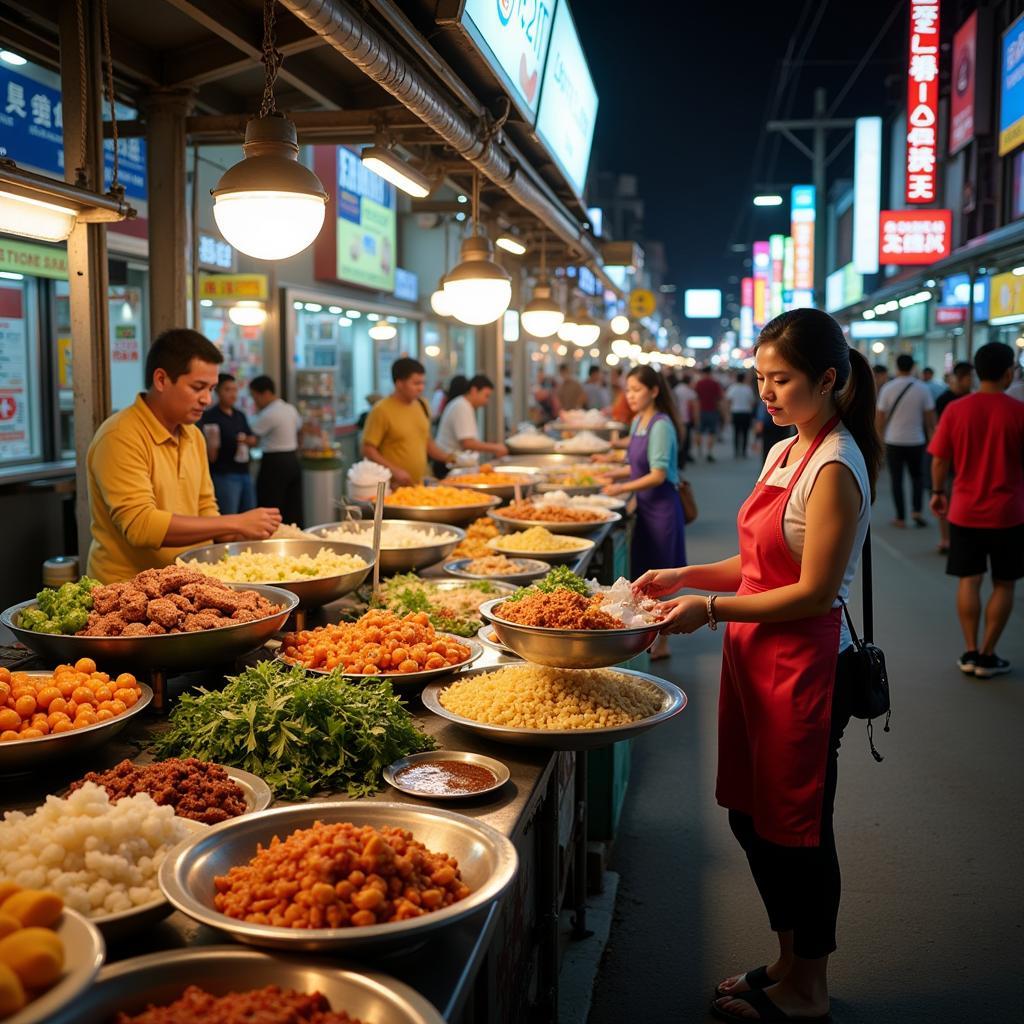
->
<box><xmin>588</xmin><ymin>439</ymin><xmax>1024</xmax><ymax>1024</ymax></box>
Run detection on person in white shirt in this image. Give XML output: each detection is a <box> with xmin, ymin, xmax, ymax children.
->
<box><xmin>435</xmin><ymin>374</ymin><xmax>509</xmax><ymax>464</ymax></box>
<box><xmin>726</xmin><ymin>370</ymin><xmax>757</xmax><ymax>458</ymax></box>
<box><xmin>1007</xmin><ymin>366</ymin><xmax>1024</xmax><ymax>402</ymax></box>
<box><xmin>673</xmin><ymin>373</ymin><xmax>700</xmax><ymax>466</ymax></box>
<box><xmin>249</xmin><ymin>375</ymin><xmax>305</xmax><ymax>527</ymax></box>
<box><xmin>876</xmin><ymin>354</ymin><xmax>936</xmax><ymax>528</ymax></box>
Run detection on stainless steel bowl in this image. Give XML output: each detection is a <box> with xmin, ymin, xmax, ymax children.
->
<box><xmin>475</xmin><ymin>623</ymin><xmax>512</xmax><ymax>655</ymax></box>
<box><xmin>179</xmin><ymin>538</ymin><xmax>374</xmax><ymax>610</ymax></box>
<box><xmin>498</xmin><ymin>453</ymin><xmax>588</xmax><ymax>467</ymax></box>
<box><xmin>45</xmin><ymin>947</ymin><xmax>445</xmax><ymax>1024</ymax></box>
<box><xmin>553</xmin><ymin>437</ymin><xmax>612</xmax><ymax>455</ymax></box>
<box><xmin>488</xmin><ymin>507</ymin><xmax>621</xmax><ymax>536</ymax></box>
<box><xmin>485</xmin><ymin>535</ymin><xmax>594</xmax><ymax>565</ymax></box>
<box><xmin>478</xmin><ymin>596</ymin><xmax>664</xmax><ymax>668</ymax></box>
<box><xmin>444</xmin><ymin>467</ymin><xmax>539</xmax><ymax>500</ymax></box>
<box><xmin>422</xmin><ymin>664</ymin><xmax>688</xmax><ymax>751</ymax></box>
<box><xmin>224</xmin><ymin>765</ymin><xmax>273</xmax><ymax>814</ymax></box>
<box><xmin>544</xmin><ymin>420</ymin><xmax>627</xmax><ymax>439</ymax></box>
<box><xmin>305</xmin><ymin>519</ymin><xmax>464</xmax><ymax>574</ymax></box>
<box><xmin>383</xmin><ymin>493</ymin><xmax>502</xmax><ymax>526</ymax></box>
<box><xmin>159</xmin><ymin>801</ymin><xmax>518</xmax><ymax>953</ymax></box>
<box><xmin>0</xmin><ymin>674</ymin><xmax>153</xmax><ymax>775</ymax></box>
<box><xmin>17</xmin><ymin>908</ymin><xmax>105</xmax><ymax>1024</ymax></box>
<box><xmin>384</xmin><ymin>749</ymin><xmax>510</xmax><ymax>801</ymax></box>
<box><xmin>280</xmin><ymin>635</ymin><xmax>484</xmax><ymax>685</ymax></box>
<box><xmin>1</xmin><ymin>585</ymin><xmax>298</xmax><ymax>673</ymax></box>
<box><xmin>443</xmin><ymin>556</ymin><xmax>550</xmax><ymax>585</ymax></box>
<box><xmin>504</xmin><ymin>436</ymin><xmax>556</xmax><ymax>454</ymax></box>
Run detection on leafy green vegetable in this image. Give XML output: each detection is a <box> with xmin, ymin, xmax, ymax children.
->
<box><xmin>375</xmin><ymin>573</ymin><xmax>497</xmax><ymax>637</ymax></box>
<box><xmin>153</xmin><ymin>660</ymin><xmax>435</xmax><ymax>799</ymax></box>
<box><xmin>20</xmin><ymin>578</ymin><xmax>101</xmax><ymax>634</ymax></box>
<box><xmin>505</xmin><ymin>565</ymin><xmax>589</xmax><ymax>603</ymax></box>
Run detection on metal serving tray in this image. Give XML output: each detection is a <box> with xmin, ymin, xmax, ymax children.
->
<box><xmin>305</xmin><ymin>519</ymin><xmax>464</xmax><ymax>575</ymax></box>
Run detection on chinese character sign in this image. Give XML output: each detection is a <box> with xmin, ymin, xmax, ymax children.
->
<box><xmin>878</xmin><ymin>210</ymin><xmax>951</xmax><ymax>265</ymax></box>
<box><xmin>906</xmin><ymin>1</ymin><xmax>940</xmax><ymax>203</ymax></box>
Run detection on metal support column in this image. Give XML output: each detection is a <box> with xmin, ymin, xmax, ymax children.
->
<box><xmin>59</xmin><ymin>0</ymin><xmax>111</xmax><ymax>561</ymax></box>
<box><xmin>966</xmin><ymin>269</ymin><xmax>976</xmax><ymax>359</ymax></box>
<box><xmin>812</xmin><ymin>88</ymin><xmax>827</xmax><ymax>313</ymax></box>
<box><xmin>480</xmin><ymin>321</ymin><xmax>505</xmax><ymax>444</ymax></box>
<box><xmin>144</xmin><ymin>89</ymin><xmax>195</xmax><ymax>338</ymax></box>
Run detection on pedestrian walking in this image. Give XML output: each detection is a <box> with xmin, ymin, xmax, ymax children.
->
<box><xmin>200</xmin><ymin>373</ymin><xmax>258</xmax><ymax>515</ymax></box>
<box><xmin>726</xmin><ymin>370</ymin><xmax>757</xmax><ymax>458</ymax></box>
<box><xmin>696</xmin><ymin>366</ymin><xmax>725</xmax><ymax>462</ymax></box>
<box><xmin>876</xmin><ymin>354</ymin><xmax>935</xmax><ymax>528</ymax></box>
<box><xmin>932</xmin><ymin>361</ymin><xmax>974</xmax><ymax>555</ymax></box>
<box><xmin>929</xmin><ymin>342</ymin><xmax>1024</xmax><ymax>679</ymax></box>
<box><xmin>435</xmin><ymin>374</ymin><xmax>509</xmax><ymax>460</ymax></box>
<box><xmin>583</xmin><ymin>365</ymin><xmax>611</xmax><ymax>410</ymax></box>
<box><xmin>921</xmin><ymin>366</ymin><xmax>945</xmax><ymax>400</ymax></box>
<box><xmin>602</xmin><ymin>365</ymin><xmax>686</xmax><ymax>660</ymax></box>
<box><xmin>249</xmin><ymin>375</ymin><xmax>305</xmax><ymax>527</ymax></box>
<box><xmin>556</xmin><ymin>362</ymin><xmax>586</xmax><ymax>411</ymax></box>
<box><xmin>754</xmin><ymin>398</ymin><xmax>794</xmax><ymax>466</ymax></box>
<box><xmin>1007</xmin><ymin>365</ymin><xmax>1024</xmax><ymax>402</ymax></box>
<box><xmin>636</xmin><ymin>309</ymin><xmax>879</xmax><ymax>1024</ymax></box>
<box><xmin>673</xmin><ymin>373</ymin><xmax>700</xmax><ymax>467</ymax></box>
<box><xmin>872</xmin><ymin>363</ymin><xmax>889</xmax><ymax>396</ymax></box>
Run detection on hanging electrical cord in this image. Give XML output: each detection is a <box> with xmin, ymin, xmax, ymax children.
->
<box><xmin>98</xmin><ymin>0</ymin><xmax>123</xmax><ymax>199</ymax></box>
<box><xmin>259</xmin><ymin>0</ymin><xmax>284</xmax><ymax>118</ymax></box>
<box><xmin>73</xmin><ymin>0</ymin><xmax>88</xmax><ymax>187</ymax></box>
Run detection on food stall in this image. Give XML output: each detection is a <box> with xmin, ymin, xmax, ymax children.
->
<box><xmin>0</xmin><ymin>479</ymin><xmax>678</xmax><ymax>1024</ymax></box>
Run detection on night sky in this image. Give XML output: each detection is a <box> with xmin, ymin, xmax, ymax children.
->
<box><xmin>573</xmin><ymin>0</ymin><xmax>907</xmax><ymax>307</ymax></box>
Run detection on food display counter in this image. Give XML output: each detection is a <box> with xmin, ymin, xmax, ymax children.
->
<box><xmin>0</xmin><ymin>494</ymin><xmax>662</xmax><ymax>1023</ymax></box>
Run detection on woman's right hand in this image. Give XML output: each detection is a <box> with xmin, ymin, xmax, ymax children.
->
<box><xmin>632</xmin><ymin>566</ymin><xmax>688</xmax><ymax>599</ymax></box>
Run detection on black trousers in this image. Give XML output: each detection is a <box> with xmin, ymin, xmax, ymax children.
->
<box><xmin>886</xmin><ymin>443</ymin><xmax>925</xmax><ymax>520</ymax></box>
<box><xmin>732</xmin><ymin>413</ymin><xmax>752</xmax><ymax>457</ymax></box>
<box><xmin>727</xmin><ymin>648</ymin><xmax>854</xmax><ymax>960</ymax></box>
<box><xmin>257</xmin><ymin>451</ymin><xmax>304</xmax><ymax>527</ymax></box>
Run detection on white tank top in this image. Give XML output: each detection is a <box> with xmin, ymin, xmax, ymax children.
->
<box><xmin>758</xmin><ymin>422</ymin><xmax>871</xmax><ymax>651</ymax></box>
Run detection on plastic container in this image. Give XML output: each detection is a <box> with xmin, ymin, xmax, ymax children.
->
<box><xmin>43</xmin><ymin>555</ymin><xmax>79</xmax><ymax>587</ymax></box>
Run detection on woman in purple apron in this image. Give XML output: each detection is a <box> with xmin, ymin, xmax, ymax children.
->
<box><xmin>603</xmin><ymin>365</ymin><xmax>687</xmax><ymax>658</ymax></box>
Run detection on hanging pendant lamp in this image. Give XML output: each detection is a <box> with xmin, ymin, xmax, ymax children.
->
<box><xmin>212</xmin><ymin>0</ymin><xmax>327</xmax><ymax>260</ymax></box>
<box><xmin>521</xmin><ymin>236</ymin><xmax>564</xmax><ymax>338</ymax></box>
<box><xmin>573</xmin><ymin>309</ymin><xmax>601</xmax><ymax>346</ymax></box>
<box><xmin>443</xmin><ymin>173</ymin><xmax>511</xmax><ymax>326</ymax></box>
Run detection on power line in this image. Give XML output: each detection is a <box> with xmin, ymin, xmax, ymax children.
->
<box><xmin>827</xmin><ymin>2</ymin><xmax>902</xmax><ymax>116</ymax></box>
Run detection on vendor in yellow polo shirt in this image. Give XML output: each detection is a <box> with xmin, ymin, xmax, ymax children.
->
<box><xmin>361</xmin><ymin>357</ymin><xmax>453</xmax><ymax>486</ymax></box>
<box><xmin>86</xmin><ymin>329</ymin><xmax>282</xmax><ymax>582</ymax></box>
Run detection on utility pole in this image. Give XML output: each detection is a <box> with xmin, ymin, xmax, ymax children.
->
<box><xmin>767</xmin><ymin>87</ymin><xmax>857</xmax><ymax>310</ymax></box>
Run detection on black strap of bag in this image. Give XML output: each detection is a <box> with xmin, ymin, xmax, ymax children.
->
<box><xmin>840</xmin><ymin>528</ymin><xmax>892</xmax><ymax>762</ymax></box>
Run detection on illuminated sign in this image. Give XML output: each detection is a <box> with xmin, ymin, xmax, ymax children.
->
<box><xmin>769</xmin><ymin>234</ymin><xmax>785</xmax><ymax>319</ymax></box>
<box><xmin>879</xmin><ymin>210</ymin><xmax>951</xmax><ymax>265</ymax></box>
<box><xmin>684</xmin><ymin>289</ymin><xmax>722</xmax><ymax>318</ymax></box>
<box><xmin>1000</xmin><ymin>13</ymin><xmax>1024</xmax><ymax>155</ymax></box>
<box><xmin>853</xmin><ymin>117</ymin><xmax>882</xmax><ymax>274</ymax></box>
<box><xmin>458</xmin><ymin>0</ymin><xmax>558</xmax><ymax>121</ymax></box>
<box><xmin>988</xmin><ymin>270</ymin><xmax>1024</xmax><ymax>323</ymax></box>
<box><xmin>824</xmin><ymin>263</ymin><xmax>863</xmax><ymax>314</ymax></box>
<box><xmin>535</xmin><ymin>1</ymin><xmax>598</xmax><ymax>196</ymax></box>
<box><xmin>686</xmin><ymin>336</ymin><xmax>713</xmax><ymax>349</ymax></box>
<box><xmin>790</xmin><ymin>185</ymin><xmax>815</xmax><ymax>291</ymax></box>
<box><xmin>850</xmin><ymin>319</ymin><xmax>899</xmax><ymax>339</ymax></box>
<box><xmin>906</xmin><ymin>0</ymin><xmax>940</xmax><ymax>202</ymax></box>
<box><xmin>198</xmin><ymin>274</ymin><xmax>268</xmax><ymax>301</ymax></box>
<box><xmin>950</xmin><ymin>13</ymin><xmax>977</xmax><ymax>154</ymax></box>
<box><xmin>336</xmin><ymin>147</ymin><xmax>396</xmax><ymax>292</ymax></box>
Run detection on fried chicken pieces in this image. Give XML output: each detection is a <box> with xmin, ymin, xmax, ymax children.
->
<box><xmin>78</xmin><ymin>566</ymin><xmax>277</xmax><ymax>637</ymax></box>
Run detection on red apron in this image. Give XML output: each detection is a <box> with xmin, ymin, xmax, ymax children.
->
<box><xmin>717</xmin><ymin>416</ymin><xmax>842</xmax><ymax>848</ymax></box>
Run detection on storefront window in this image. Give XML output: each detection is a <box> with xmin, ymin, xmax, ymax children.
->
<box><xmin>200</xmin><ymin>305</ymin><xmax>266</xmax><ymax>417</ymax></box>
<box><xmin>0</xmin><ymin>276</ymin><xmax>42</xmax><ymax>466</ymax></box>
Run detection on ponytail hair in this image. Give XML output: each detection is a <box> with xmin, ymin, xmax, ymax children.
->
<box><xmin>756</xmin><ymin>308</ymin><xmax>882</xmax><ymax>501</ymax></box>
<box><xmin>627</xmin><ymin>364</ymin><xmax>684</xmax><ymax>446</ymax></box>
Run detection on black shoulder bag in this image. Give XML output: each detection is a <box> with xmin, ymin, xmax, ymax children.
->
<box><xmin>841</xmin><ymin>528</ymin><xmax>892</xmax><ymax>762</ymax></box>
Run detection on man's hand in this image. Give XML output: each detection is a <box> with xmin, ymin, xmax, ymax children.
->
<box><xmin>230</xmin><ymin>507</ymin><xmax>282</xmax><ymax>539</ymax></box>
<box><xmin>493</xmin><ymin>443</ymin><xmax>509</xmax><ymax>458</ymax></box>
<box><xmin>929</xmin><ymin>492</ymin><xmax>949</xmax><ymax>519</ymax></box>
<box><xmin>390</xmin><ymin>466</ymin><xmax>413</xmax><ymax>487</ymax></box>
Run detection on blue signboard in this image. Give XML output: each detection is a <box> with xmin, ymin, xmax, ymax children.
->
<box><xmin>940</xmin><ymin>272</ymin><xmax>989</xmax><ymax>321</ymax></box>
<box><xmin>1000</xmin><ymin>14</ymin><xmax>1024</xmax><ymax>156</ymax></box>
<box><xmin>0</xmin><ymin>64</ymin><xmax>147</xmax><ymax>201</ymax></box>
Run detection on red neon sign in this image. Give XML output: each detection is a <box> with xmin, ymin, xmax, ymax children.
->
<box><xmin>906</xmin><ymin>1</ymin><xmax>940</xmax><ymax>203</ymax></box>
<box><xmin>879</xmin><ymin>209</ymin><xmax>951</xmax><ymax>265</ymax></box>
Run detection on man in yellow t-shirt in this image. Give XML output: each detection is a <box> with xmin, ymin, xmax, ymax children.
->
<box><xmin>86</xmin><ymin>329</ymin><xmax>282</xmax><ymax>583</ymax></box>
<box><xmin>361</xmin><ymin>358</ymin><xmax>453</xmax><ymax>485</ymax></box>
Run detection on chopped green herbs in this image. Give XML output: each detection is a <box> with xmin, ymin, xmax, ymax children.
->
<box><xmin>505</xmin><ymin>565</ymin><xmax>589</xmax><ymax>603</ymax></box>
<box><xmin>153</xmin><ymin>660</ymin><xmax>435</xmax><ymax>799</ymax></box>
<box><xmin>376</xmin><ymin>573</ymin><xmax>499</xmax><ymax>637</ymax></box>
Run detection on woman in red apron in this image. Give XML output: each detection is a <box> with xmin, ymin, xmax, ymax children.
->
<box><xmin>635</xmin><ymin>310</ymin><xmax>882</xmax><ymax>1022</ymax></box>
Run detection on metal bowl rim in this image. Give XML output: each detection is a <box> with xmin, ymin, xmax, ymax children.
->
<box><xmin>0</xmin><ymin>674</ymin><xmax>153</xmax><ymax>750</ymax></box>
<box><xmin>382</xmin><ymin>494</ymin><xmax>502</xmax><ymax>513</ymax></box>
<box><xmin>1</xmin><ymin>584</ymin><xmax>300</xmax><ymax>643</ymax></box>
<box><xmin>279</xmin><ymin>634</ymin><xmax>485</xmax><ymax>680</ymax></box>
<box><xmin>159</xmin><ymin>801</ymin><xmax>518</xmax><ymax>942</ymax></box>
<box><xmin>383</xmin><ymin>749</ymin><xmax>510</xmax><ymax>799</ymax></box>
<box><xmin>303</xmin><ymin>520</ymin><xmax>466</xmax><ymax>546</ymax></box>
<box><xmin>479</xmin><ymin>596</ymin><xmax>665</xmax><ymax>637</ymax></box>
<box><xmin>422</xmin><ymin>664</ymin><xmax>688</xmax><ymax>740</ymax></box>
<box><xmin>486</xmin><ymin>536</ymin><xmax>594</xmax><ymax>556</ymax></box>
<box><xmin>177</xmin><ymin>540</ymin><xmax>376</xmax><ymax>584</ymax></box>
<box><xmin>474</xmin><ymin>624</ymin><xmax>511</xmax><ymax>654</ymax></box>
<box><xmin>487</xmin><ymin>508</ymin><xmax>621</xmax><ymax>530</ymax></box>
<box><xmin>442</xmin><ymin>557</ymin><xmax>551</xmax><ymax>581</ymax></box>
<box><xmin>88</xmin><ymin>946</ymin><xmax>445</xmax><ymax>1024</ymax></box>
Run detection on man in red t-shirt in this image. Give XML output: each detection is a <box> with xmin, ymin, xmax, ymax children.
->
<box><xmin>695</xmin><ymin>366</ymin><xmax>725</xmax><ymax>462</ymax></box>
<box><xmin>929</xmin><ymin>342</ymin><xmax>1024</xmax><ymax>678</ymax></box>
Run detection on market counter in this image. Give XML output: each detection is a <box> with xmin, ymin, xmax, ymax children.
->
<box><xmin>2</xmin><ymin>645</ymin><xmax>574</xmax><ymax>1023</ymax></box>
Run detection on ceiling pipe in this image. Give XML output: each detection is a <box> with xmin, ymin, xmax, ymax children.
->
<box><xmin>276</xmin><ymin>0</ymin><xmax>617</xmax><ymax>294</ymax></box>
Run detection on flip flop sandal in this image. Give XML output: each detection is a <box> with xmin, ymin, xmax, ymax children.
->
<box><xmin>711</xmin><ymin>988</ymin><xmax>832</xmax><ymax>1023</ymax></box>
<box><xmin>715</xmin><ymin>965</ymin><xmax>775</xmax><ymax>998</ymax></box>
